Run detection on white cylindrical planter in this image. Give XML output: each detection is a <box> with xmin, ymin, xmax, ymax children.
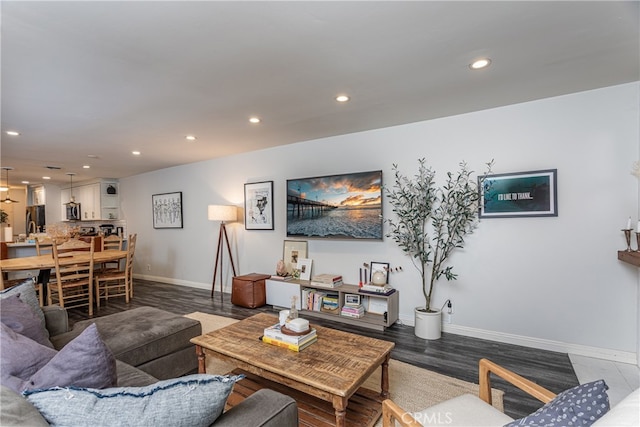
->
<box><xmin>414</xmin><ymin>307</ymin><xmax>442</xmax><ymax>340</ymax></box>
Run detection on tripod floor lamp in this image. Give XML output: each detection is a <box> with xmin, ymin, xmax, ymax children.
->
<box><xmin>208</xmin><ymin>205</ymin><xmax>238</xmax><ymax>301</ymax></box>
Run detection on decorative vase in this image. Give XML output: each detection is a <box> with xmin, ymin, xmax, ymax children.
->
<box><xmin>414</xmin><ymin>307</ymin><xmax>441</xmax><ymax>340</ymax></box>
<box><xmin>372</xmin><ymin>271</ymin><xmax>386</xmax><ymax>286</ymax></box>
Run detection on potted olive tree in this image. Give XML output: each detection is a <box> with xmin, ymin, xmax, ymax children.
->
<box><xmin>384</xmin><ymin>158</ymin><xmax>493</xmax><ymax>339</ymax></box>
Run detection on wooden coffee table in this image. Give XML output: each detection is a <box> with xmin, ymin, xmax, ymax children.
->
<box><xmin>191</xmin><ymin>313</ymin><xmax>395</xmax><ymax>427</ymax></box>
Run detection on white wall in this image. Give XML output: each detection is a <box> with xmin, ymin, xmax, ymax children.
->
<box><xmin>122</xmin><ymin>82</ymin><xmax>639</xmax><ymax>363</ymax></box>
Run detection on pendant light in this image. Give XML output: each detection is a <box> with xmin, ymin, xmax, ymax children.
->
<box><xmin>64</xmin><ymin>172</ymin><xmax>78</xmax><ymax>207</ymax></box>
<box><xmin>1</xmin><ymin>167</ymin><xmax>20</xmax><ymax>204</ymax></box>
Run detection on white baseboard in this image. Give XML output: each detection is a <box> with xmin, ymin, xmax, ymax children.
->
<box><xmin>399</xmin><ymin>314</ymin><xmax>637</xmax><ymax>365</ymax></box>
<box><xmin>139</xmin><ymin>277</ymin><xmax>638</xmax><ymax>366</ymax></box>
<box><xmin>134</xmin><ymin>273</ymin><xmax>213</xmax><ymax>292</ymax></box>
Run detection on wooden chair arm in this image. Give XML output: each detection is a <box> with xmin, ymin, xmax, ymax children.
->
<box><xmin>478</xmin><ymin>358</ymin><xmax>556</xmax><ymax>405</ymax></box>
<box><xmin>382</xmin><ymin>399</ymin><xmax>423</xmax><ymax>427</ymax></box>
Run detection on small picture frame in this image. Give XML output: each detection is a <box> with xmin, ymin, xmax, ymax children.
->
<box><xmin>345</xmin><ymin>294</ymin><xmax>361</xmax><ymax>307</ymax></box>
<box><xmin>244</xmin><ymin>181</ymin><xmax>274</xmax><ymax>230</ymax></box>
<box><xmin>370</xmin><ymin>261</ymin><xmax>390</xmax><ymax>284</ymax></box>
<box><xmin>152</xmin><ymin>192</ymin><xmax>183</xmax><ymax>229</ymax></box>
<box><xmin>283</xmin><ymin>240</ymin><xmax>308</xmax><ymax>275</ymax></box>
<box><xmin>297</xmin><ymin>258</ymin><xmax>313</xmax><ymax>281</ymax></box>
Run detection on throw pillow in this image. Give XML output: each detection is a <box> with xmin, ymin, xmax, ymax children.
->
<box><xmin>0</xmin><ymin>279</ymin><xmax>47</xmax><ymax>339</ymax></box>
<box><xmin>1</xmin><ymin>323</ymin><xmax>116</xmax><ymax>394</ymax></box>
<box><xmin>26</xmin><ymin>323</ymin><xmax>117</xmax><ymax>392</ymax></box>
<box><xmin>505</xmin><ymin>379</ymin><xmax>610</xmax><ymax>427</ymax></box>
<box><xmin>0</xmin><ymin>323</ymin><xmax>57</xmax><ymax>394</ymax></box>
<box><xmin>25</xmin><ymin>374</ymin><xmax>243</xmax><ymax>427</ymax></box>
<box><xmin>0</xmin><ymin>294</ymin><xmax>52</xmax><ymax>348</ymax></box>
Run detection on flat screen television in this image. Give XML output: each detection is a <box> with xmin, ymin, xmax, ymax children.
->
<box><xmin>286</xmin><ymin>170</ymin><xmax>383</xmax><ymax>240</ymax></box>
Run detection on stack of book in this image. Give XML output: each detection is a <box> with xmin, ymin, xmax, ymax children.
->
<box><xmin>302</xmin><ymin>288</ymin><xmax>327</xmax><ymax>311</ymax></box>
<box><xmin>341</xmin><ymin>304</ymin><xmax>365</xmax><ymax>318</ymax></box>
<box><xmin>359</xmin><ymin>284</ymin><xmax>396</xmax><ymax>296</ymax></box>
<box><xmin>321</xmin><ymin>294</ymin><xmax>339</xmax><ymax>312</ymax></box>
<box><xmin>269</xmin><ymin>275</ymin><xmax>293</xmax><ymax>281</ymax></box>
<box><xmin>261</xmin><ymin>323</ymin><xmax>317</xmax><ymax>352</ymax></box>
<box><xmin>310</xmin><ymin>274</ymin><xmax>343</xmax><ymax>288</ymax></box>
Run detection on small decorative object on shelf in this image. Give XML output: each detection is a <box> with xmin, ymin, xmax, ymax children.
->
<box><xmin>623</xmin><ymin>228</ymin><xmax>632</xmax><ymax>252</ymax></box>
<box><xmin>288</xmin><ymin>295</ymin><xmax>298</xmax><ymax>321</ymax></box>
<box><xmin>636</xmin><ymin>232</ymin><xmax>640</xmax><ymax>253</ymax></box>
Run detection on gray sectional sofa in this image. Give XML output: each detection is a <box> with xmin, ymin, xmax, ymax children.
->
<box><xmin>0</xmin><ymin>285</ymin><xmax>298</xmax><ymax>427</ymax></box>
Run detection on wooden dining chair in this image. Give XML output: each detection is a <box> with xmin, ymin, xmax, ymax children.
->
<box><xmin>100</xmin><ymin>234</ymin><xmax>123</xmax><ymax>271</ymax></box>
<box><xmin>94</xmin><ymin>233</ymin><xmax>136</xmax><ymax>307</ymax></box>
<box><xmin>35</xmin><ymin>238</ymin><xmax>53</xmax><ymax>256</ymax></box>
<box><xmin>48</xmin><ymin>237</ymin><xmax>95</xmax><ymax>315</ymax></box>
<box><xmin>1</xmin><ymin>244</ymin><xmax>44</xmax><ymax>306</ymax></box>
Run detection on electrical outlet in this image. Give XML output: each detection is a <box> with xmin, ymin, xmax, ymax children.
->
<box><xmin>443</xmin><ymin>300</ymin><xmax>453</xmax><ymax>324</ymax></box>
<box><xmin>443</xmin><ymin>311</ymin><xmax>452</xmax><ymax>324</ymax></box>
<box><xmin>146</xmin><ymin>264</ymin><xmax>151</xmax><ymax>271</ymax></box>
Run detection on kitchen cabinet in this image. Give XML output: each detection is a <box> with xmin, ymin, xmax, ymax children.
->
<box><xmin>100</xmin><ymin>182</ymin><xmax>119</xmax><ymax>220</ymax></box>
<box><xmin>59</xmin><ymin>179</ymin><xmax>120</xmax><ymax>220</ymax></box>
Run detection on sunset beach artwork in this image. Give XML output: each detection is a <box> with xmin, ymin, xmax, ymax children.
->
<box><xmin>286</xmin><ymin>170</ymin><xmax>383</xmax><ymax>240</ymax></box>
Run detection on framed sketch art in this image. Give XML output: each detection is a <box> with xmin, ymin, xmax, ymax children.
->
<box><xmin>152</xmin><ymin>192</ymin><xmax>183</xmax><ymax>229</ymax></box>
<box><xmin>479</xmin><ymin>169</ymin><xmax>558</xmax><ymax>218</ymax></box>
<box><xmin>245</xmin><ymin>181</ymin><xmax>274</xmax><ymax>230</ymax></box>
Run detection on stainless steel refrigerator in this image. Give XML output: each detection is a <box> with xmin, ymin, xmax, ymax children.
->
<box><xmin>26</xmin><ymin>205</ymin><xmax>46</xmax><ymax>234</ymax></box>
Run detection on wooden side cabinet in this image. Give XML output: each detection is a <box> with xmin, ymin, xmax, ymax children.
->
<box><xmin>618</xmin><ymin>250</ymin><xmax>640</xmax><ymax>267</ymax></box>
<box><xmin>265</xmin><ymin>279</ymin><xmax>399</xmax><ymax>331</ymax></box>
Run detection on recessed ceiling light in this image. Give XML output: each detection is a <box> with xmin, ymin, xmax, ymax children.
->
<box><xmin>335</xmin><ymin>95</ymin><xmax>350</xmax><ymax>103</ymax></box>
<box><xmin>0</xmin><ymin>187</ymin><xmax>7</xmax><ymax>192</ymax></box>
<box><xmin>87</xmin><ymin>154</ymin><xmax>98</xmax><ymax>159</ymax></box>
<box><xmin>21</xmin><ymin>181</ymin><xmax>29</xmax><ymax>184</ymax></box>
<box><xmin>185</xmin><ymin>135</ymin><xmax>197</xmax><ymax>141</ymax></box>
<box><xmin>132</xmin><ymin>151</ymin><xmax>141</xmax><ymax>156</ymax></box>
<box><xmin>249</xmin><ymin>117</ymin><xmax>261</xmax><ymax>124</ymax></box>
<box><xmin>83</xmin><ymin>165</ymin><xmax>90</xmax><ymax>169</ymax></box>
<box><xmin>43</xmin><ymin>176</ymin><xmax>51</xmax><ymax>180</ymax></box>
<box><xmin>5</xmin><ymin>131</ymin><xmax>20</xmax><ymax>136</ymax></box>
<box><xmin>470</xmin><ymin>58</ymin><xmax>491</xmax><ymax>70</ymax></box>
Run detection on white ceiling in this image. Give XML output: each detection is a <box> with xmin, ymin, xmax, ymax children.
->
<box><xmin>1</xmin><ymin>1</ymin><xmax>638</xmax><ymax>186</ymax></box>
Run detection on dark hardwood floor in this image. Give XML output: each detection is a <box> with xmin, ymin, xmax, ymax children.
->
<box><xmin>68</xmin><ymin>279</ymin><xmax>578</xmax><ymax>419</ymax></box>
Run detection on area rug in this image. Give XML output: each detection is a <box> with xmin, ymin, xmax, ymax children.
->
<box><xmin>185</xmin><ymin>311</ymin><xmax>504</xmax><ymax>424</ymax></box>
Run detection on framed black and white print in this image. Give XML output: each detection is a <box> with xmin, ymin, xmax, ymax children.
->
<box><xmin>245</xmin><ymin>181</ymin><xmax>274</xmax><ymax>230</ymax></box>
<box><xmin>479</xmin><ymin>169</ymin><xmax>558</xmax><ymax>218</ymax></box>
<box><xmin>152</xmin><ymin>192</ymin><xmax>183</xmax><ymax>229</ymax></box>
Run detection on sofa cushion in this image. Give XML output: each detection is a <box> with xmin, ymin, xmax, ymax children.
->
<box><xmin>0</xmin><ymin>323</ymin><xmax>116</xmax><ymax>394</ymax></box>
<box><xmin>25</xmin><ymin>374</ymin><xmax>243</xmax><ymax>427</ymax></box>
<box><xmin>0</xmin><ymin>279</ymin><xmax>47</xmax><ymax>339</ymax></box>
<box><xmin>592</xmin><ymin>388</ymin><xmax>639</xmax><ymax>426</ymax></box>
<box><xmin>0</xmin><ymin>386</ymin><xmax>49</xmax><ymax>427</ymax></box>
<box><xmin>115</xmin><ymin>360</ymin><xmax>158</xmax><ymax>387</ymax></box>
<box><xmin>0</xmin><ymin>294</ymin><xmax>52</xmax><ymax>348</ymax></box>
<box><xmin>51</xmin><ymin>306</ymin><xmax>201</xmax><ymax>369</ymax></box>
<box><xmin>506</xmin><ymin>379</ymin><xmax>609</xmax><ymax>427</ymax></box>
<box><xmin>412</xmin><ymin>393</ymin><xmax>513</xmax><ymax>426</ymax></box>
<box><xmin>0</xmin><ymin>323</ymin><xmax>57</xmax><ymax>394</ymax></box>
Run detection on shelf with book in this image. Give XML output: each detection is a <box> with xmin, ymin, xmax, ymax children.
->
<box><xmin>266</xmin><ymin>279</ymin><xmax>399</xmax><ymax>331</ymax></box>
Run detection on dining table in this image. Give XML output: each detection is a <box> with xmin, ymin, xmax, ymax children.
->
<box><xmin>1</xmin><ymin>250</ymin><xmax>128</xmax><ymax>295</ymax></box>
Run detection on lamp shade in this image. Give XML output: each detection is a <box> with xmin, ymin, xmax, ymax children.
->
<box><xmin>208</xmin><ymin>205</ymin><xmax>237</xmax><ymax>222</ymax></box>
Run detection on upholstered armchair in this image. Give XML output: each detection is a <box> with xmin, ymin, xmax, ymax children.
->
<box><xmin>382</xmin><ymin>358</ymin><xmax>638</xmax><ymax>427</ymax></box>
